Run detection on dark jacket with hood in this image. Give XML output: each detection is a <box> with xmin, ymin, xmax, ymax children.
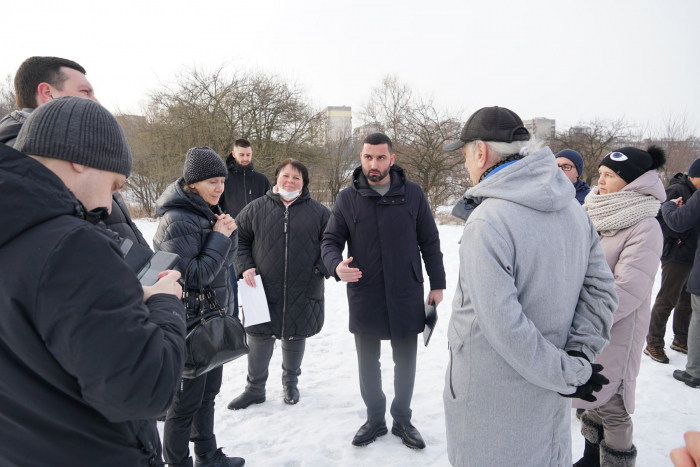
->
<box><xmin>657</xmin><ymin>172</ymin><xmax>698</xmax><ymax>264</ymax></box>
<box><xmin>574</xmin><ymin>178</ymin><xmax>591</xmax><ymax>205</ymax></box>
<box><xmin>219</xmin><ymin>155</ymin><xmax>271</xmax><ymax>218</ymax></box>
<box><xmin>662</xmin><ymin>185</ymin><xmax>700</xmax><ymax>295</ymax></box>
<box><xmin>321</xmin><ymin>165</ymin><xmax>446</xmax><ymax>340</ymax></box>
<box><xmin>0</xmin><ymin>108</ymin><xmax>32</xmax><ymax>147</ymax></box>
<box><xmin>235</xmin><ymin>186</ymin><xmax>330</xmax><ymax>339</ymax></box>
<box><xmin>153</xmin><ymin>178</ymin><xmax>238</xmax><ymax>317</ymax></box>
<box><xmin>0</xmin><ymin>144</ymin><xmax>187</xmax><ymax>467</ymax></box>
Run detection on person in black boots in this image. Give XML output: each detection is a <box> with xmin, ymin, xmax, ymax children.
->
<box><xmin>645</xmin><ymin>159</ymin><xmax>700</xmax><ymax>363</ymax></box>
<box><xmin>153</xmin><ymin>147</ymin><xmax>244</xmax><ymax>467</ymax></box>
<box><xmin>322</xmin><ymin>133</ymin><xmax>446</xmax><ymax>450</ymax></box>
<box><xmin>219</xmin><ymin>139</ymin><xmax>271</xmax><ymax>319</ymax></box>
<box><xmin>227</xmin><ymin>159</ymin><xmax>330</xmax><ymax>409</ymax></box>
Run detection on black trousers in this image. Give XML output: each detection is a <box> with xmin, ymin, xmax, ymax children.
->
<box><xmin>245</xmin><ymin>335</ymin><xmax>306</xmax><ymax>395</ymax></box>
<box><xmin>354</xmin><ymin>334</ymin><xmax>417</xmax><ymax>424</ymax></box>
<box><xmin>648</xmin><ymin>259</ymin><xmax>693</xmax><ymax>347</ymax></box>
<box><xmin>163</xmin><ymin>366</ymin><xmax>222</xmax><ymax>466</ymax></box>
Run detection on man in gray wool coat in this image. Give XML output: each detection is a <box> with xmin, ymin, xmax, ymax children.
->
<box><xmin>442</xmin><ymin>106</ymin><xmax>618</xmax><ymax>467</ymax></box>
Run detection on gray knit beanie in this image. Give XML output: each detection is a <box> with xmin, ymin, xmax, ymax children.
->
<box><xmin>14</xmin><ymin>96</ymin><xmax>132</xmax><ymax>177</ymax></box>
<box><xmin>183</xmin><ymin>147</ymin><xmax>228</xmax><ymax>184</ymax></box>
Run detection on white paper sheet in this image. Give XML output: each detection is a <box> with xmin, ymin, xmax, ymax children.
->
<box><xmin>237</xmin><ymin>275</ymin><xmax>271</xmax><ymax>327</ymax></box>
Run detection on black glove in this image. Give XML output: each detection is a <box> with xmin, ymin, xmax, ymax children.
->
<box><xmin>559</xmin><ymin>351</ymin><xmax>609</xmax><ymax>403</ymax></box>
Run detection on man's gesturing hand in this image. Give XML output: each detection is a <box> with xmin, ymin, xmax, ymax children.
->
<box><xmin>336</xmin><ymin>257</ymin><xmax>362</xmax><ymax>282</ymax></box>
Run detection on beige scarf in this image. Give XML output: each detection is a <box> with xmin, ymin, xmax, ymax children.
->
<box><xmin>584</xmin><ymin>186</ymin><xmax>661</xmax><ymax>236</ymax></box>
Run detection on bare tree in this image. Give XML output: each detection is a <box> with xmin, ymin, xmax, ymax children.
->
<box><xmin>548</xmin><ymin>118</ymin><xmax>635</xmax><ymax>185</ymax></box>
<box><xmin>361</xmin><ymin>76</ymin><xmax>467</xmax><ymax>215</ymax></box>
<box><xmin>643</xmin><ymin>112</ymin><xmax>699</xmax><ymax>183</ymax></box>
<box><xmin>0</xmin><ymin>74</ymin><xmax>16</xmax><ymax>119</ymax></box>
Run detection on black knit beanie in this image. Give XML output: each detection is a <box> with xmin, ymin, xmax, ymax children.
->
<box><xmin>183</xmin><ymin>147</ymin><xmax>228</xmax><ymax>184</ymax></box>
<box><xmin>599</xmin><ymin>145</ymin><xmax>666</xmax><ymax>184</ymax></box>
<box><xmin>14</xmin><ymin>96</ymin><xmax>132</xmax><ymax>177</ymax></box>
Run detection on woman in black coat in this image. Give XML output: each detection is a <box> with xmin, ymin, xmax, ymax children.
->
<box><xmin>153</xmin><ymin>147</ymin><xmax>244</xmax><ymax>467</ymax></box>
<box><xmin>227</xmin><ymin>158</ymin><xmax>330</xmax><ymax>409</ymax></box>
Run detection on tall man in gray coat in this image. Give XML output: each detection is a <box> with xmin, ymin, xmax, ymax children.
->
<box><xmin>442</xmin><ymin>107</ymin><xmax>617</xmax><ymax>467</ymax></box>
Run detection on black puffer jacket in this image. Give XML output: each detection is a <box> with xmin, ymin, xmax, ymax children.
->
<box><xmin>658</xmin><ymin>173</ymin><xmax>698</xmax><ymax>264</ymax></box>
<box><xmin>235</xmin><ymin>187</ymin><xmax>330</xmax><ymax>339</ymax></box>
<box><xmin>219</xmin><ymin>156</ymin><xmax>271</xmax><ymax>218</ymax></box>
<box><xmin>153</xmin><ymin>179</ymin><xmax>238</xmax><ymax>317</ymax></box>
<box><xmin>0</xmin><ymin>142</ymin><xmax>186</xmax><ymax>467</ymax></box>
<box><xmin>105</xmin><ymin>192</ymin><xmax>152</xmax><ymax>249</ymax></box>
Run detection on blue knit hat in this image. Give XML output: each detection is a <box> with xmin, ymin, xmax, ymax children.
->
<box><xmin>556</xmin><ymin>149</ymin><xmax>584</xmax><ymax>178</ymax></box>
<box><xmin>688</xmin><ymin>158</ymin><xmax>700</xmax><ymax>178</ymax></box>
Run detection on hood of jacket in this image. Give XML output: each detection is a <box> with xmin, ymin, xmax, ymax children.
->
<box><xmin>0</xmin><ymin>144</ymin><xmax>95</xmax><ymax>248</ymax></box>
<box><xmin>0</xmin><ymin>108</ymin><xmax>33</xmax><ymax>145</ymax></box>
<box><xmin>155</xmin><ymin>178</ymin><xmax>220</xmax><ymax>221</ymax></box>
<box><xmin>668</xmin><ymin>172</ymin><xmax>697</xmax><ymax>196</ymax></box>
<box><xmin>618</xmin><ymin>169</ymin><xmax>666</xmax><ymax>202</ymax></box>
<box><xmin>452</xmin><ymin>147</ymin><xmax>575</xmax><ymax>220</ymax></box>
<box><xmin>351</xmin><ymin>164</ymin><xmax>407</xmax><ymax>196</ymax></box>
<box><xmin>225</xmin><ymin>153</ymin><xmax>256</xmax><ymax>175</ymax></box>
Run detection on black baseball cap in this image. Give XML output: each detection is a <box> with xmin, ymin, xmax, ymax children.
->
<box><xmin>443</xmin><ymin>106</ymin><xmax>531</xmax><ymax>152</ymax></box>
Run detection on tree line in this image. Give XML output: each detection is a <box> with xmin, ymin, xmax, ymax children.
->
<box><xmin>1</xmin><ymin>66</ymin><xmax>698</xmax><ymax>217</ymax></box>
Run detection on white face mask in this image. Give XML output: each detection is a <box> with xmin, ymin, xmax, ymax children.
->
<box><xmin>278</xmin><ymin>187</ymin><xmax>300</xmax><ymax>201</ymax></box>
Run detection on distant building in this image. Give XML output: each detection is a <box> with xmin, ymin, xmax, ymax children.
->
<box><xmin>523</xmin><ymin>117</ymin><xmax>556</xmax><ymax>140</ymax></box>
<box><xmin>326</xmin><ymin>106</ymin><xmax>352</xmax><ymax>142</ymax></box>
<box><xmin>569</xmin><ymin>126</ymin><xmax>592</xmax><ymax>136</ymax></box>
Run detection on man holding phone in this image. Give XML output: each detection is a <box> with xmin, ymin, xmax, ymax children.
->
<box><xmin>321</xmin><ymin>133</ymin><xmax>446</xmax><ymax>450</ymax></box>
<box><xmin>0</xmin><ymin>97</ymin><xmax>187</xmax><ymax>466</ymax></box>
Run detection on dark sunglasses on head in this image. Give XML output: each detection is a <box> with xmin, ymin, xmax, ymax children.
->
<box><xmin>558</xmin><ymin>164</ymin><xmax>575</xmax><ymax>171</ymax></box>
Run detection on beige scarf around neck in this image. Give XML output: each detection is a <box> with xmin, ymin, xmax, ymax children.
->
<box><xmin>584</xmin><ymin>186</ymin><xmax>661</xmax><ymax>236</ymax></box>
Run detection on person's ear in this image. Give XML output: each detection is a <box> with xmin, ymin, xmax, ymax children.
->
<box><xmin>390</xmin><ymin>153</ymin><xmax>396</xmax><ymax>166</ymax></box>
<box><xmin>36</xmin><ymin>83</ymin><xmax>54</xmax><ymax>105</ymax></box>
<box><xmin>71</xmin><ymin>162</ymin><xmax>87</xmax><ymax>173</ymax></box>
<box><xmin>476</xmin><ymin>142</ymin><xmax>489</xmax><ymax>169</ymax></box>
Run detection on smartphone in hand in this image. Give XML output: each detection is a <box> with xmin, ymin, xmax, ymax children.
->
<box><xmin>137</xmin><ymin>251</ymin><xmax>180</xmax><ymax>286</ymax></box>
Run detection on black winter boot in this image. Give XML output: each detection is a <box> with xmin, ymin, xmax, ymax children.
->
<box><xmin>194</xmin><ymin>448</ymin><xmax>244</xmax><ymax>467</ymax></box>
<box><xmin>283</xmin><ymin>385</ymin><xmax>299</xmax><ymax>405</ymax></box>
<box><xmin>599</xmin><ymin>441</ymin><xmax>636</xmax><ymax>467</ymax></box>
<box><xmin>574</xmin><ymin>413</ymin><xmax>603</xmax><ymax>467</ymax></box>
<box><xmin>227</xmin><ymin>391</ymin><xmax>265</xmax><ymax>410</ymax></box>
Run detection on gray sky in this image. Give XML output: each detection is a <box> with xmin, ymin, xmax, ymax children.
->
<box><xmin>5</xmin><ymin>0</ymin><xmax>699</xmax><ymax>132</ymax></box>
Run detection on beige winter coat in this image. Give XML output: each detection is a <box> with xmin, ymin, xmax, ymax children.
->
<box><xmin>574</xmin><ymin>170</ymin><xmax>665</xmax><ymax>413</ymax></box>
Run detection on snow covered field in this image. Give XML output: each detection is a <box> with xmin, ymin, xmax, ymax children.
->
<box><xmin>135</xmin><ymin>219</ymin><xmax>700</xmax><ymax>466</ymax></box>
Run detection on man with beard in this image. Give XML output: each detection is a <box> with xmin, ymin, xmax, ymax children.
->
<box><xmin>322</xmin><ymin>132</ymin><xmax>446</xmax><ymax>450</ymax></box>
<box><xmin>219</xmin><ymin>138</ymin><xmax>271</xmax><ymax>317</ymax></box>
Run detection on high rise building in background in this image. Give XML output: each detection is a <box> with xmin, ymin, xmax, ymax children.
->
<box><xmin>326</xmin><ymin>106</ymin><xmax>352</xmax><ymax>142</ymax></box>
<box><xmin>523</xmin><ymin>117</ymin><xmax>556</xmax><ymax>140</ymax></box>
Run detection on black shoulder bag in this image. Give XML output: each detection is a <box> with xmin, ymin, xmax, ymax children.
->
<box><xmin>182</xmin><ymin>259</ymin><xmax>249</xmax><ymax>379</ymax></box>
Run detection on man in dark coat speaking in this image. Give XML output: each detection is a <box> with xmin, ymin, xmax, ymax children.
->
<box><xmin>322</xmin><ymin>132</ymin><xmax>446</xmax><ymax>450</ymax></box>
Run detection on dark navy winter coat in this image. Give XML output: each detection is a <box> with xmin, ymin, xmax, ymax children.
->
<box><xmin>0</xmin><ymin>143</ymin><xmax>187</xmax><ymax>467</ymax></box>
<box><xmin>322</xmin><ymin>165</ymin><xmax>446</xmax><ymax>340</ymax></box>
<box><xmin>235</xmin><ymin>187</ymin><xmax>330</xmax><ymax>339</ymax></box>
<box><xmin>153</xmin><ymin>179</ymin><xmax>238</xmax><ymax>317</ymax></box>
<box><xmin>219</xmin><ymin>156</ymin><xmax>271</xmax><ymax>218</ymax></box>
<box><xmin>657</xmin><ymin>173</ymin><xmax>698</xmax><ymax>264</ymax></box>
<box><xmin>574</xmin><ymin>179</ymin><xmax>591</xmax><ymax>205</ymax></box>
<box><xmin>662</xmin><ymin>186</ymin><xmax>700</xmax><ymax>295</ymax></box>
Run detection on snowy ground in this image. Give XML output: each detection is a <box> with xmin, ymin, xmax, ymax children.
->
<box><xmin>136</xmin><ymin>219</ymin><xmax>700</xmax><ymax>466</ymax></box>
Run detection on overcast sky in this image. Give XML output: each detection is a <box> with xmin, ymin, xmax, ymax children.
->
<box><xmin>4</xmin><ymin>0</ymin><xmax>699</xmax><ymax>132</ymax></box>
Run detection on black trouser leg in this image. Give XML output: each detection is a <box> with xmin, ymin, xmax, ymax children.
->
<box><xmin>354</xmin><ymin>335</ymin><xmax>386</xmax><ymax>423</ymax></box>
<box><xmin>674</xmin><ymin>281</ymin><xmax>693</xmax><ymax>346</ymax></box>
<box><xmin>244</xmin><ymin>335</ymin><xmax>275</xmax><ymax>395</ymax></box>
<box><xmin>164</xmin><ymin>366</ymin><xmax>222</xmax><ymax>465</ymax></box>
<box><xmin>389</xmin><ymin>335</ymin><xmax>417</xmax><ymax>424</ymax></box>
<box><xmin>281</xmin><ymin>338</ymin><xmax>306</xmax><ymax>387</ymax></box>
<box><xmin>648</xmin><ymin>259</ymin><xmax>693</xmax><ymax>347</ymax></box>
<box><xmin>191</xmin><ymin>366</ymin><xmax>222</xmax><ymax>456</ymax></box>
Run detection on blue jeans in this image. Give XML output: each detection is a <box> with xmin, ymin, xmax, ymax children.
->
<box><xmin>229</xmin><ymin>265</ymin><xmax>239</xmax><ymax>318</ymax></box>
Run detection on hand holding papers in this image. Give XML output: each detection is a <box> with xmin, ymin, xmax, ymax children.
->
<box><xmin>237</xmin><ymin>275</ymin><xmax>271</xmax><ymax>327</ymax></box>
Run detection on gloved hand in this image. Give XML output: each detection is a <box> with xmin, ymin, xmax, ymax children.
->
<box><xmin>559</xmin><ymin>350</ymin><xmax>609</xmax><ymax>403</ymax></box>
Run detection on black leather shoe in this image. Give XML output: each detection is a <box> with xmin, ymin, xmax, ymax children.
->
<box><xmin>352</xmin><ymin>419</ymin><xmax>388</xmax><ymax>446</ymax></box>
<box><xmin>391</xmin><ymin>421</ymin><xmax>426</xmax><ymax>450</ymax></box>
<box><xmin>674</xmin><ymin>370</ymin><xmax>700</xmax><ymax>388</ymax></box>
<box><xmin>283</xmin><ymin>386</ymin><xmax>299</xmax><ymax>405</ymax></box>
<box><xmin>227</xmin><ymin>392</ymin><xmax>265</xmax><ymax>410</ymax></box>
<box><xmin>194</xmin><ymin>448</ymin><xmax>245</xmax><ymax>467</ymax></box>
